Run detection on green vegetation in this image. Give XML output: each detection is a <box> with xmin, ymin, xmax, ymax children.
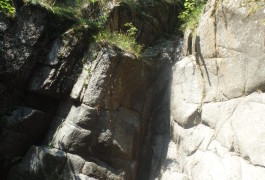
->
<box><xmin>24</xmin><ymin>0</ymin><xmax>145</xmax><ymax>57</ymax></box>
<box><xmin>178</xmin><ymin>0</ymin><xmax>206</xmax><ymax>32</ymax></box>
<box><xmin>24</xmin><ymin>0</ymin><xmax>110</xmax><ymax>28</ymax></box>
<box><xmin>21</xmin><ymin>0</ymin><xmax>183</xmax><ymax>57</ymax></box>
<box><xmin>94</xmin><ymin>23</ymin><xmax>142</xmax><ymax>57</ymax></box>
<box><xmin>24</xmin><ymin>0</ymin><xmax>81</xmax><ymax>18</ymax></box>
<box><xmin>0</xmin><ymin>0</ymin><xmax>16</xmax><ymax>16</ymax></box>
<box><xmin>24</xmin><ymin>0</ymin><xmax>146</xmax><ymax>26</ymax></box>
<box><xmin>47</xmin><ymin>143</ymin><xmax>53</xmax><ymax>149</ymax></box>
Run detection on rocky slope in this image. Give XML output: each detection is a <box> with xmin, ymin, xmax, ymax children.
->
<box><xmin>1</xmin><ymin>0</ymin><xmax>265</xmax><ymax>180</ymax></box>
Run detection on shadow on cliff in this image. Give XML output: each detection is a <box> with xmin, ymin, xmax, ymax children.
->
<box><xmin>195</xmin><ymin>36</ymin><xmax>211</xmax><ymax>86</ymax></box>
<box><xmin>137</xmin><ymin>61</ymin><xmax>174</xmax><ymax>180</ymax></box>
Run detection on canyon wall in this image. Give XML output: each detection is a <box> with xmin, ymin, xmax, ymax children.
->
<box><xmin>161</xmin><ymin>0</ymin><xmax>265</xmax><ymax>179</ymax></box>
<box><xmin>1</xmin><ymin>0</ymin><xmax>265</xmax><ymax>180</ymax></box>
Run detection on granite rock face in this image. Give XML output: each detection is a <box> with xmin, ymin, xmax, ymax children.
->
<box><xmin>2</xmin><ymin>0</ymin><xmax>265</xmax><ymax>179</ymax></box>
<box><xmin>161</xmin><ymin>0</ymin><xmax>265</xmax><ymax>179</ymax></box>
<box><xmin>0</xmin><ymin>0</ymin><xmax>181</xmax><ymax>179</ymax></box>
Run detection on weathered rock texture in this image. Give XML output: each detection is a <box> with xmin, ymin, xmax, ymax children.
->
<box><xmin>1</xmin><ymin>0</ymin><xmax>265</xmax><ymax>179</ymax></box>
<box><xmin>159</xmin><ymin>0</ymin><xmax>265</xmax><ymax>179</ymax></box>
<box><xmin>0</xmin><ymin>0</ymin><xmax>181</xmax><ymax>179</ymax></box>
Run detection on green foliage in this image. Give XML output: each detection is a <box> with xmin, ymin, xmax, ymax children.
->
<box><xmin>89</xmin><ymin>0</ymin><xmax>98</xmax><ymax>3</ymax></box>
<box><xmin>178</xmin><ymin>0</ymin><xmax>206</xmax><ymax>32</ymax></box>
<box><xmin>89</xmin><ymin>0</ymin><xmax>107</xmax><ymax>5</ymax></box>
<box><xmin>25</xmin><ymin>0</ymin><xmax>110</xmax><ymax>28</ymax></box>
<box><xmin>179</xmin><ymin>0</ymin><xmax>196</xmax><ymax>19</ymax></box>
<box><xmin>47</xmin><ymin>143</ymin><xmax>53</xmax><ymax>149</ymax></box>
<box><xmin>0</xmin><ymin>0</ymin><xmax>16</xmax><ymax>16</ymax></box>
<box><xmin>25</xmin><ymin>0</ymin><xmax>78</xmax><ymax>18</ymax></box>
<box><xmin>124</xmin><ymin>22</ymin><xmax>137</xmax><ymax>36</ymax></box>
<box><xmin>94</xmin><ymin>23</ymin><xmax>142</xmax><ymax>57</ymax></box>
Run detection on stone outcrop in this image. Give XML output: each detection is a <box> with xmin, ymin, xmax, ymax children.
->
<box><xmin>0</xmin><ymin>0</ymin><xmax>181</xmax><ymax>179</ymax></box>
<box><xmin>159</xmin><ymin>0</ymin><xmax>265</xmax><ymax>179</ymax></box>
<box><xmin>1</xmin><ymin>0</ymin><xmax>265</xmax><ymax>179</ymax></box>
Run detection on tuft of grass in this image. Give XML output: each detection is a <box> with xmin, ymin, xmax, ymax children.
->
<box><xmin>0</xmin><ymin>0</ymin><xmax>16</xmax><ymax>17</ymax></box>
<box><xmin>94</xmin><ymin>30</ymin><xmax>142</xmax><ymax>57</ymax></box>
<box><xmin>24</xmin><ymin>0</ymin><xmax>110</xmax><ymax>28</ymax></box>
<box><xmin>178</xmin><ymin>0</ymin><xmax>206</xmax><ymax>32</ymax></box>
<box><xmin>24</xmin><ymin>0</ymin><xmax>79</xmax><ymax>18</ymax></box>
<box><xmin>94</xmin><ymin>23</ymin><xmax>142</xmax><ymax>57</ymax></box>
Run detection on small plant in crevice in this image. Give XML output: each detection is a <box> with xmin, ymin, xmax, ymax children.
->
<box><xmin>0</xmin><ymin>0</ymin><xmax>16</xmax><ymax>17</ymax></box>
<box><xmin>124</xmin><ymin>22</ymin><xmax>138</xmax><ymax>37</ymax></box>
<box><xmin>47</xmin><ymin>143</ymin><xmax>53</xmax><ymax>149</ymax></box>
<box><xmin>94</xmin><ymin>23</ymin><xmax>143</xmax><ymax>57</ymax></box>
<box><xmin>178</xmin><ymin>0</ymin><xmax>206</xmax><ymax>32</ymax></box>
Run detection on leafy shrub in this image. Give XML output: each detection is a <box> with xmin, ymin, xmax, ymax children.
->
<box><xmin>178</xmin><ymin>0</ymin><xmax>206</xmax><ymax>32</ymax></box>
<box><xmin>0</xmin><ymin>0</ymin><xmax>16</xmax><ymax>16</ymax></box>
<box><xmin>94</xmin><ymin>23</ymin><xmax>142</xmax><ymax>57</ymax></box>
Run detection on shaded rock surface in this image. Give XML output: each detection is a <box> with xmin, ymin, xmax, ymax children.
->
<box><xmin>0</xmin><ymin>0</ymin><xmax>182</xmax><ymax>179</ymax></box>
<box><xmin>1</xmin><ymin>0</ymin><xmax>265</xmax><ymax>179</ymax></box>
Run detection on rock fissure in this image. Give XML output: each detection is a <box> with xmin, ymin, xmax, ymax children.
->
<box><xmin>1</xmin><ymin>0</ymin><xmax>265</xmax><ymax>179</ymax></box>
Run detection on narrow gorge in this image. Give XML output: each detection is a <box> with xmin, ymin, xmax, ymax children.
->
<box><xmin>1</xmin><ymin>0</ymin><xmax>265</xmax><ymax>180</ymax></box>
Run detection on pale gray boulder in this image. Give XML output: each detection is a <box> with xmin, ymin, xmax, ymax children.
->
<box><xmin>165</xmin><ymin>0</ymin><xmax>265</xmax><ymax>179</ymax></box>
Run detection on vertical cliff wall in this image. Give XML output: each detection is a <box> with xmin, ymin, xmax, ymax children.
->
<box><xmin>1</xmin><ymin>0</ymin><xmax>265</xmax><ymax>180</ymax></box>
<box><xmin>160</xmin><ymin>0</ymin><xmax>265</xmax><ymax>179</ymax></box>
<box><xmin>0</xmin><ymin>0</ymin><xmax>181</xmax><ymax>179</ymax></box>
